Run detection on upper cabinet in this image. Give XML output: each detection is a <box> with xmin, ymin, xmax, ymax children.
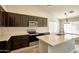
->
<box><xmin>0</xmin><ymin>11</ymin><xmax>48</xmax><ymax>27</ymax></box>
<box><xmin>0</xmin><ymin>11</ymin><xmax>7</xmax><ymax>26</ymax></box>
<box><xmin>0</xmin><ymin>11</ymin><xmax>2</xmax><ymax>26</ymax></box>
<box><xmin>0</xmin><ymin>6</ymin><xmax>6</xmax><ymax>26</ymax></box>
<box><xmin>7</xmin><ymin>12</ymin><xmax>29</xmax><ymax>27</ymax></box>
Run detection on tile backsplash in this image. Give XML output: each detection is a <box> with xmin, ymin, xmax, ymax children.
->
<box><xmin>0</xmin><ymin>27</ymin><xmax>49</xmax><ymax>36</ymax></box>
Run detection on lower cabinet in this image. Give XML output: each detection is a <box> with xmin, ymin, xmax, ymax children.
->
<box><xmin>29</xmin><ymin>36</ymin><xmax>39</xmax><ymax>42</ymax></box>
<box><xmin>8</xmin><ymin>35</ymin><xmax>30</xmax><ymax>51</ymax></box>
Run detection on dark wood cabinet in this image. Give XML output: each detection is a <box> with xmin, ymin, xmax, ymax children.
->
<box><xmin>0</xmin><ymin>11</ymin><xmax>7</xmax><ymax>26</ymax></box>
<box><xmin>0</xmin><ymin>11</ymin><xmax>48</xmax><ymax>27</ymax></box>
<box><xmin>42</xmin><ymin>18</ymin><xmax>47</xmax><ymax>27</ymax></box>
<box><xmin>7</xmin><ymin>12</ymin><xmax>15</xmax><ymax>26</ymax></box>
<box><xmin>0</xmin><ymin>11</ymin><xmax>2</xmax><ymax>26</ymax></box>
<box><xmin>0</xmin><ymin>6</ymin><xmax>7</xmax><ymax>26</ymax></box>
<box><xmin>7</xmin><ymin>12</ymin><xmax>29</xmax><ymax>27</ymax></box>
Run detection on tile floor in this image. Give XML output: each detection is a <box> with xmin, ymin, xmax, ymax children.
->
<box><xmin>73</xmin><ymin>40</ymin><xmax>79</xmax><ymax>53</ymax></box>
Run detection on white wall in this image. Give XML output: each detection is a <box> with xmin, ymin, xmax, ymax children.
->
<box><xmin>48</xmin><ymin>21</ymin><xmax>59</xmax><ymax>34</ymax></box>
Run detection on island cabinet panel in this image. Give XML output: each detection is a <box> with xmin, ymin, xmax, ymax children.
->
<box><xmin>0</xmin><ymin>11</ymin><xmax>48</xmax><ymax>27</ymax></box>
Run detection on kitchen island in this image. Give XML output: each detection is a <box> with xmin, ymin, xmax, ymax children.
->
<box><xmin>0</xmin><ymin>33</ymin><xmax>79</xmax><ymax>53</ymax></box>
<box><xmin>38</xmin><ymin>34</ymin><xmax>79</xmax><ymax>53</ymax></box>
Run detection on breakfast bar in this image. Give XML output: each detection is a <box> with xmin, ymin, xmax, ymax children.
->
<box><xmin>38</xmin><ymin>34</ymin><xmax>79</xmax><ymax>53</ymax></box>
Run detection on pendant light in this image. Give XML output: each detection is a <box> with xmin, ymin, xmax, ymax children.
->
<box><xmin>64</xmin><ymin>10</ymin><xmax>74</xmax><ymax>24</ymax></box>
<box><xmin>64</xmin><ymin>12</ymin><xmax>70</xmax><ymax>24</ymax></box>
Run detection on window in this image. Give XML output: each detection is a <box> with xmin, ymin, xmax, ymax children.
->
<box><xmin>64</xmin><ymin>22</ymin><xmax>78</xmax><ymax>34</ymax></box>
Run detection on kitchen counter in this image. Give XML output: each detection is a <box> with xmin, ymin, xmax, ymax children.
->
<box><xmin>0</xmin><ymin>35</ymin><xmax>11</xmax><ymax>41</ymax></box>
<box><xmin>0</xmin><ymin>34</ymin><xmax>28</xmax><ymax>41</ymax></box>
<box><xmin>38</xmin><ymin>34</ymin><xmax>79</xmax><ymax>53</ymax></box>
<box><xmin>38</xmin><ymin>34</ymin><xmax>79</xmax><ymax>46</ymax></box>
<box><xmin>0</xmin><ymin>32</ymin><xmax>50</xmax><ymax>41</ymax></box>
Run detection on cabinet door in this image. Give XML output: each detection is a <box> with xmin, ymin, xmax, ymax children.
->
<box><xmin>28</xmin><ymin>16</ymin><xmax>34</xmax><ymax>21</ymax></box>
<box><xmin>14</xmin><ymin>14</ymin><xmax>29</xmax><ymax>27</ymax></box>
<box><xmin>14</xmin><ymin>14</ymin><xmax>20</xmax><ymax>27</ymax></box>
<box><xmin>0</xmin><ymin>11</ymin><xmax>9</xmax><ymax>27</ymax></box>
<box><xmin>42</xmin><ymin>18</ymin><xmax>47</xmax><ymax>27</ymax></box>
<box><xmin>37</xmin><ymin>17</ymin><xmax>43</xmax><ymax>27</ymax></box>
<box><xmin>20</xmin><ymin>15</ymin><xmax>29</xmax><ymax>27</ymax></box>
<box><xmin>7</xmin><ymin>12</ymin><xmax>29</xmax><ymax>27</ymax></box>
<box><xmin>0</xmin><ymin>11</ymin><xmax>2</xmax><ymax>26</ymax></box>
<box><xmin>37</xmin><ymin>17</ymin><xmax>47</xmax><ymax>27</ymax></box>
<box><xmin>28</xmin><ymin>16</ymin><xmax>48</xmax><ymax>27</ymax></box>
<box><xmin>2</xmin><ymin>12</ymin><xmax>7</xmax><ymax>26</ymax></box>
<box><xmin>7</xmin><ymin>12</ymin><xmax>15</xmax><ymax>26</ymax></box>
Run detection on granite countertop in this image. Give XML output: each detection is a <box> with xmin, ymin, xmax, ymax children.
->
<box><xmin>0</xmin><ymin>33</ymin><xmax>28</xmax><ymax>41</ymax></box>
<box><xmin>0</xmin><ymin>33</ymin><xmax>78</xmax><ymax>46</ymax></box>
<box><xmin>0</xmin><ymin>32</ymin><xmax>49</xmax><ymax>41</ymax></box>
<box><xmin>0</xmin><ymin>35</ymin><xmax>11</xmax><ymax>41</ymax></box>
<box><xmin>37</xmin><ymin>34</ymin><xmax>79</xmax><ymax>46</ymax></box>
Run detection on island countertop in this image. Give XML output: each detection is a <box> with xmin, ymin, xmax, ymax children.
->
<box><xmin>37</xmin><ymin>34</ymin><xmax>79</xmax><ymax>46</ymax></box>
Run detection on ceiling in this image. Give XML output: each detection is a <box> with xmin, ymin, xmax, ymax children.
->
<box><xmin>3</xmin><ymin>5</ymin><xmax>79</xmax><ymax>19</ymax></box>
